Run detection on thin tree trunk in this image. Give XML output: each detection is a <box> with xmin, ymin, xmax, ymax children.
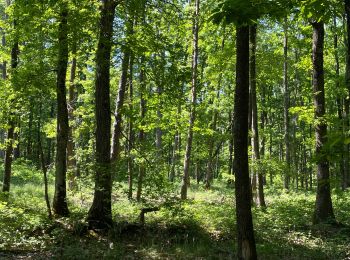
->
<box><xmin>87</xmin><ymin>0</ymin><xmax>116</xmax><ymax>229</ymax></box>
<box><xmin>181</xmin><ymin>0</ymin><xmax>199</xmax><ymax>200</ymax></box>
<box><xmin>38</xmin><ymin>104</ymin><xmax>52</xmax><ymax>219</ymax></box>
<box><xmin>111</xmin><ymin>45</ymin><xmax>130</xmax><ymax>162</ymax></box>
<box><xmin>250</xmin><ymin>24</ymin><xmax>266</xmax><ymax>208</ymax></box>
<box><xmin>136</xmin><ymin>58</ymin><xmax>146</xmax><ymax>202</ymax></box>
<box><xmin>2</xmin><ymin>10</ymin><xmax>18</xmax><ymax>195</ymax></box>
<box><xmin>234</xmin><ymin>25</ymin><xmax>257</xmax><ymax>260</ymax></box>
<box><xmin>311</xmin><ymin>21</ymin><xmax>335</xmax><ymax>224</ymax></box>
<box><xmin>333</xmin><ymin>17</ymin><xmax>345</xmax><ymax>189</ymax></box>
<box><xmin>127</xmin><ymin>55</ymin><xmax>134</xmax><ymax>200</ymax></box>
<box><xmin>67</xmin><ymin>44</ymin><xmax>77</xmax><ymax>190</ymax></box>
<box><xmin>283</xmin><ymin>18</ymin><xmax>290</xmax><ymax>190</ymax></box>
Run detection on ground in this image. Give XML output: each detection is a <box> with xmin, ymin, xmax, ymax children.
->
<box><xmin>0</xmin><ymin>162</ymin><xmax>350</xmax><ymax>259</ymax></box>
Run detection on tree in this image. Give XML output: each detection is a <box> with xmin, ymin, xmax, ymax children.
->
<box><xmin>250</xmin><ymin>24</ymin><xmax>266</xmax><ymax>207</ymax></box>
<box><xmin>311</xmin><ymin>20</ymin><xmax>335</xmax><ymax>224</ymax></box>
<box><xmin>234</xmin><ymin>25</ymin><xmax>257</xmax><ymax>260</ymax></box>
<box><xmin>87</xmin><ymin>0</ymin><xmax>117</xmax><ymax>229</ymax></box>
<box><xmin>180</xmin><ymin>0</ymin><xmax>200</xmax><ymax>200</ymax></box>
<box><xmin>2</xmin><ymin>0</ymin><xmax>18</xmax><ymax>197</ymax></box>
<box><xmin>53</xmin><ymin>2</ymin><xmax>70</xmax><ymax>217</ymax></box>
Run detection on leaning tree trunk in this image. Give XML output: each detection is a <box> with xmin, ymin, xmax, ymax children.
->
<box><xmin>180</xmin><ymin>0</ymin><xmax>199</xmax><ymax>200</ymax></box>
<box><xmin>234</xmin><ymin>25</ymin><xmax>257</xmax><ymax>260</ymax></box>
<box><xmin>250</xmin><ymin>24</ymin><xmax>266</xmax><ymax>208</ymax></box>
<box><xmin>87</xmin><ymin>0</ymin><xmax>116</xmax><ymax>229</ymax></box>
<box><xmin>312</xmin><ymin>21</ymin><xmax>335</xmax><ymax>224</ymax></box>
<box><xmin>53</xmin><ymin>5</ymin><xmax>70</xmax><ymax>217</ymax></box>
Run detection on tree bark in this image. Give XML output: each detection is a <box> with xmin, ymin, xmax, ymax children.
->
<box><xmin>53</xmin><ymin>5</ymin><xmax>70</xmax><ymax>217</ymax></box>
<box><xmin>311</xmin><ymin>21</ymin><xmax>335</xmax><ymax>224</ymax></box>
<box><xmin>127</xmin><ymin>55</ymin><xmax>134</xmax><ymax>200</ymax></box>
<box><xmin>344</xmin><ymin>0</ymin><xmax>350</xmax><ymax>189</ymax></box>
<box><xmin>67</xmin><ymin>43</ymin><xmax>77</xmax><ymax>190</ymax></box>
<box><xmin>87</xmin><ymin>0</ymin><xmax>116</xmax><ymax>229</ymax></box>
<box><xmin>2</xmin><ymin>11</ymin><xmax>18</xmax><ymax>195</ymax></box>
<box><xmin>136</xmin><ymin>57</ymin><xmax>146</xmax><ymax>202</ymax></box>
<box><xmin>180</xmin><ymin>0</ymin><xmax>199</xmax><ymax>200</ymax></box>
<box><xmin>234</xmin><ymin>25</ymin><xmax>257</xmax><ymax>260</ymax></box>
<box><xmin>111</xmin><ymin>46</ymin><xmax>130</xmax><ymax>162</ymax></box>
<box><xmin>283</xmin><ymin>18</ymin><xmax>290</xmax><ymax>190</ymax></box>
<box><xmin>250</xmin><ymin>24</ymin><xmax>266</xmax><ymax>208</ymax></box>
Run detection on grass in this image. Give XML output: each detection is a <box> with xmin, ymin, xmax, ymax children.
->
<box><xmin>0</xmin><ymin>161</ymin><xmax>350</xmax><ymax>259</ymax></box>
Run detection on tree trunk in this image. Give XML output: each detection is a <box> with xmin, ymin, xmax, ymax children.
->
<box><xmin>344</xmin><ymin>0</ymin><xmax>350</xmax><ymax>189</ymax></box>
<box><xmin>283</xmin><ymin>18</ymin><xmax>290</xmax><ymax>190</ymax></box>
<box><xmin>234</xmin><ymin>25</ymin><xmax>257</xmax><ymax>260</ymax></box>
<box><xmin>250</xmin><ymin>24</ymin><xmax>266</xmax><ymax>208</ymax></box>
<box><xmin>38</xmin><ymin>104</ymin><xmax>52</xmax><ymax>219</ymax></box>
<box><xmin>2</xmin><ymin>12</ymin><xmax>18</xmax><ymax>195</ymax></box>
<box><xmin>53</xmin><ymin>5</ymin><xmax>70</xmax><ymax>217</ymax></box>
<box><xmin>87</xmin><ymin>0</ymin><xmax>116</xmax><ymax>229</ymax></box>
<box><xmin>333</xmin><ymin>17</ymin><xmax>345</xmax><ymax>189</ymax></box>
<box><xmin>136</xmin><ymin>58</ymin><xmax>146</xmax><ymax>202</ymax></box>
<box><xmin>311</xmin><ymin>21</ymin><xmax>335</xmax><ymax>224</ymax></box>
<box><xmin>111</xmin><ymin>46</ymin><xmax>130</xmax><ymax>162</ymax></box>
<box><xmin>180</xmin><ymin>0</ymin><xmax>199</xmax><ymax>200</ymax></box>
<box><xmin>67</xmin><ymin>44</ymin><xmax>77</xmax><ymax>190</ymax></box>
<box><xmin>127</xmin><ymin>55</ymin><xmax>134</xmax><ymax>200</ymax></box>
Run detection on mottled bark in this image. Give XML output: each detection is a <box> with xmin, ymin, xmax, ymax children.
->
<box><xmin>53</xmin><ymin>5</ymin><xmax>70</xmax><ymax>217</ymax></box>
<box><xmin>311</xmin><ymin>21</ymin><xmax>335</xmax><ymax>224</ymax></box>
<box><xmin>234</xmin><ymin>26</ymin><xmax>257</xmax><ymax>260</ymax></box>
<box><xmin>87</xmin><ymin>0</ymin><xmax>116</xmax><ymax>229</ymax></box>
<box><xmin>181</xmin><ymin>0</ymin><xmax>199</xmax><ymax>200</ymax></box>
<box><xmin>111</xmin><ymin>46</ymin><xmax>130</xmax><ymax>162</ymax></box>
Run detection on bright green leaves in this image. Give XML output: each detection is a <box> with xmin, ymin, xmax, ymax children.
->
<box><xmin>211</xmin><ymin>0</ymin><xmax>294</xmax><ymax>26</ymax></box>
<box><xmin>298</xmin><ymin>0</ymin><xmax>341</xmax><ymax>23</ymax></box>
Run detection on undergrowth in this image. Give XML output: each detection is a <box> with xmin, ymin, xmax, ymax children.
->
<box><xmin>0</xmin><ymin>161</ymin><xmax>350</xmax><ymax>259</ymax></box>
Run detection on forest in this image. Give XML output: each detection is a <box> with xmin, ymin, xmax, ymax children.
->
<box><xmin>1</xmin><ymin>0</ymin><xmax>350</xmax><ymax>259</ymax></box>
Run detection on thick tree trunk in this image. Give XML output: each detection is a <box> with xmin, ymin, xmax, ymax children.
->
<box><xmin>311</xmin><ymin>21</ymin><xmax>335</xmax><ymax>224</ymax></box>
<box><xmin>283</xmin><ymin>18</ymin><xmax>290</xmax><ymax>190</ymax></box>
<box><xmin>87</xmin><ymin>0</ymin><xmax>116</xmax><ymax>229</ymax></box>
<box><xmin>180</xmin><ymin>0</ymin><xmax>199</xmax><ymax>199</ymax></box>
<box><xmin>234</xmin><ymin>26</ymin><xmax>257</xmax><ymax>260</ymax></box>
<box><xmin>53</xmin><ymin>5</ymin><xmax>70</xmax><ymax>217</ymax></box>
<box><xmin>250</xmin><ymin>24</ymin><xmax>266</xmax><ymax>208</ymax></box>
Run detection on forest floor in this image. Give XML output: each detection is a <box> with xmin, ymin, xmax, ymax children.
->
<box><xmin>1</xmin><ymin>161</ymin><xmax>350</xmax><ymax>259</ymax></box>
